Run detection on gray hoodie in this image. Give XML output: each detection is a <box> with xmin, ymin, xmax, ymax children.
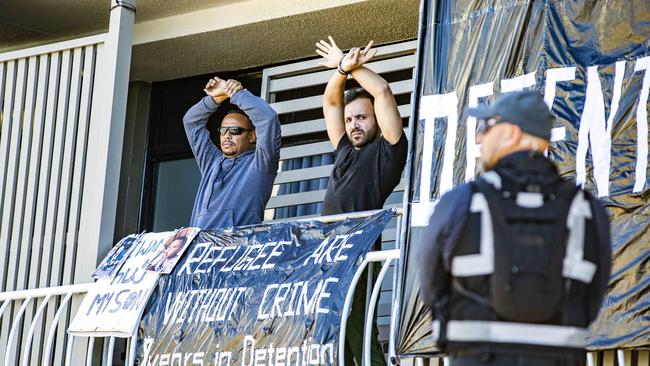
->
<box><xmin>183</xmin><ymin>90</ymin><xmax>281</xmax><ymax>229</ymax></box>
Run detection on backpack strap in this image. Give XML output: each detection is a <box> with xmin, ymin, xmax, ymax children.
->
<box><xmin>450</xmin><ymin>181</ymin><xmax>495</xmax><ymax>277</ymax></box>
<box><xmin>447</xmin><ymin>180</ymin><xmax>495</xmax><ymax>311</ymax></box>
<box><xmin>452</xmin><ymin>278</ymin><xmax>490</xmax><ymax>306</ymax></box>
<box><xmin>562</xmin><ymin>189</ymin><xmax>597</xmax><ymax>283</ymax></box>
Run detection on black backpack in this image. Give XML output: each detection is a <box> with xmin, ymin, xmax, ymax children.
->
<box><xmin>466</xmin><ymin>178</ymin><xmax>580</xmax><ymax>322</ymax></box>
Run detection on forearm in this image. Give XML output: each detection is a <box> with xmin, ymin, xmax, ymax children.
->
<box><xmin>324</xmin><ymin>71</ymin><xmax>346</xmax><ymax>107</ymax></box>
<box><xmin>418</xmin><ymin>221</ymin><xmax>449</xmax><ymax>311</ymax></box>
<box><xmin>323</xmin><ymin>72</ymin><xmax>347</xmax><ymax>146</ymax></box>
<box><xmin>350</xmin><ymin>66</ymin><xmax>402</xmax><ymax>143</ymax></box>
<box><xmin>350</xmin><ymin>66</ymin><xmax>392</xmax><ymax>99</ymax></box>
<box><xmin>183</xmin><ymin>96</ymin><xmax>220</xmax><ymax>149</ymax></box>
<box><xmin>184</xmin><ymin>96</ymin><xmax>219</xmax><ymax>126</ymax></box>
<box><xmin>230</xmin><ymin>89</ymin><xmax>277</xmax><ymax>127</ymax></box>
<box><xmin>183</xmin><ymin>96</ymin><xmax>221</xmax><ymax>171</ymax></box>
<box><xmin>419</xmin><ymin>188</ymin><xmax>471</xmax><ymax>314</ymax></box>
<box><xmin>230</xmin><ymin>90</ymin><xmax>281</xmax><ymax>167</ymax></box>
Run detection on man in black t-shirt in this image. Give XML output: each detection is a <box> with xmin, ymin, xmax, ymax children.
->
<box><xmin>316</xmin><ymin>37</ymin><xmax>408</xmax><ymax>215</ymax></box>
<box><xmin>316</xmin><ymin>37</ymin><xmax>408</xmax><ymax>366</ymax></box>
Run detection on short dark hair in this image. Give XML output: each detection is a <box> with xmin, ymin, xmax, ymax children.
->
<box><xmin>224</xmin><ymin>108</ymin><xmax>254</xmax><ymax>130</ymax></box>
<box><xmin>344</xmin><ymin>87</ymin><xmax>374</xmax><ymax>106</ymax></box>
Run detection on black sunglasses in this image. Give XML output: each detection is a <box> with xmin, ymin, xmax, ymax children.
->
<box><xmin>476</xmin><ymin>117</ymin><xmax>501</xmax><ymax>135</ymax></box>
<box><xmin>218</xmin><ymin>126</ymin><xmax>253</xmax><ymax>136</ymax></box>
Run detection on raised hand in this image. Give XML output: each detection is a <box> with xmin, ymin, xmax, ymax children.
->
<box><xmin>224</xmin><ymin>79</ymin><xmax>243</xmax><ymax>97</ymax></box>
<box><xmin>204</xmin><ymin>76</ymin><xmax>230</xmax><ymax>104</ymax></box>
<box><xmin>339</xmin><ymin>47</ymin><xmax>359</xmax><ymax>73</ymax></box>
<box><xmin>316</xmin><ymin>36</ymin><xmax>344</xmax><ymax>69</ymax></box>
<box><xmin>357</xmin><ymin>40</ymin><xmax>377</xmax><ymax>66</ymax></box>
<box><xmin>340</xmin><ymin>41</ymin><xmax>377</xmax><ymax>73</ymax></box>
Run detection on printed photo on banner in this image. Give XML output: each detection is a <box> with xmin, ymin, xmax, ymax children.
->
<box><xmin>143</xmin><ymin>227</ymin><xmax>200</xmax><ymax>274</ymax></box>
<box><xmin>91</xmin><ymin>233</ymin><xmax>142</xmax><ymax>279</ymax></box>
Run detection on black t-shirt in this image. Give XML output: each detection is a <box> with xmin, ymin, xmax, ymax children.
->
<box><xmin>323</xmin><ymin>133</ymin><xmax>408</xmax><ymax>215</ymax></box>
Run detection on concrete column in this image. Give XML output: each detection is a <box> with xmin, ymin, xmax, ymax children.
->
<box><xmin>70</xmin><ymin>2</ymin><xmax>137</xmax><ymax>363</ymax></box>
<box><xmin>76</xmin><ymin>0</ymin><xmax>137</xmax><ymax>283</ymax></box>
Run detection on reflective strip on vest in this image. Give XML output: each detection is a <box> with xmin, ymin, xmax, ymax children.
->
<box><xmin>451</xmin><ymin>181</ymin><xmax>597</xmax><ymax>282</ymax></box>
<box><xmin>516</xmin><ymin>192</ymin><xmax>544</xmax><ymax>208</ymax></box>
<box><xmin>451</xmin><ymin>193</ymin><xmax>494</xmax><ymax>276</ymax></box>
<box><xmin>481</xmin><ymin>171</ymin><xmax>502</xmax><ymax>189</ymax></box>
<box><xmin>446</xmin><ymin>320</ymin><xmax>588</xmax><ymax>348</ymax></box>
<box><xmin>563</xmin><ymin>191</ymin><xmax>597</xmax><ymax>283</ymax></box>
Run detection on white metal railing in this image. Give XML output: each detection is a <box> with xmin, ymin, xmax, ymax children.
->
<box><xmin>0</xmin><ymin>283</ymin><xmax>140</xmax><ymax>366</ymax></box>
<box><xmin>329</xmin><ymin>208</ymin><xmax>404</xmax><ymax>366</ymax></box>
<box><xmin>1</xmin><ymin>283</ymin><xmax>87</xmax><ymax>365</ymax></box>
<box><xmin>0</xmin><ymin>1</ymin><xmax>136</xmax><ymax>363</ymax></box>
<box><xmin>0</xmin><ymin>212</ymin><xmax>645</xmax><ymax>366</ymax></box>
<box><xmin>339</xmin><ymin>249</ymin><xmax>401</xmax><ymax>366</ymax></box>
<box><xmin>0</xmin><ymin>209</ymin><xmax>404</xmax><ymax>366</ymax></box>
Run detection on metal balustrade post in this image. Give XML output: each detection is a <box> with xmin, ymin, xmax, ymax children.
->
<box><xmin>22</xmin><ymin>294</ymin><xmax>52</xmax><ymax>366</ymax></box>
<box><xmin>106</xmin><ymin>337</ymin><xmax>116</xmax><ymax>366</ymax></box>
<box><xmin>339</xmin><ymin>257</ymin><xmax>371</xmax><ymax>366</ymax></box>
<box><xmin>364</xmin><ymin>255</ymin><xmax>397</xmax><ymax>366</ymax></box>
<box><xmin>128</xmin><ymin>326</ymin><xmax>138</xmax><ymax>366</ymax></box>
<box><xmin>86</xmin><ymin>337</ymin><xmax>96</xmax><ymax>366</ymax></box>
<box><xmin>339</xmin><ymin>249</ymin><xmax>401</xmax><ymax>366</ymax></box>
<box><xmin>587</xmin><ymin>352</ymin><xmax>595</xmax><ymax>366</ymax></box>
<box><xmin>0</xmin><ymin>299</ymin><xmax>9</xmax><ymax>319</ymax></box>
<box><xmin>389</xmin><ymin>210</ymin><xmax>404</xmax><ymax>363</ymax></box>
<box><xmin>366</xmin><ymin>262</ymin><xmax>375</xmax><ymax>318</ymax></box>
<box><xmin>43</xmin><ymin>292</ymin><xmax>73</xmax><ymax>366</ymax></box>
<box><xmin>65</xmin><ymin>334</ymin><xmax>74</xmax><ymax>366</ymax></box>
<box><xmin>617</xmin><ymin>350</ymin><xmax>626</xmax><ymax>366</ymax></box>
<box><xmin>5</xmin><ymin>297</ymin><xmax>33</xmax><ymax>366</ymax></box>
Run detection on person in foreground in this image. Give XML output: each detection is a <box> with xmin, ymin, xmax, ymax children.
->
<box><xmin>316</xmin><ymin>36</ymin><xmax>408</xmax><ymax>366</ymax></box>
<box><xmin>183</xmin><ymin>77</ymin><xmax>281</xmax><ymax>230</ymax></box>
<box><xmin>418</xmin><ymin>90</ymin><xmax>611</xmax><ymax>366</ymax></box>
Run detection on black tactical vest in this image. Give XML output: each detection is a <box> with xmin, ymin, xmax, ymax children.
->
<box><xmin>434</xmin><ymin>171</ymin><xmax>598</xmax><ymax>351</ymax></box>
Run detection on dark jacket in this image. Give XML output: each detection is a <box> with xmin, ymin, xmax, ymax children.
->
<box><xmin>418</xmin><ymin>152</ymin><xmax>611</xmax><ymax>358</ymax></box>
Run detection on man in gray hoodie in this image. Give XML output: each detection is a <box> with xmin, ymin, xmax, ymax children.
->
<box><xmin>183</xmin><ymin>77</ymin><xmax>281</xmax><ymax>229</ymax></box>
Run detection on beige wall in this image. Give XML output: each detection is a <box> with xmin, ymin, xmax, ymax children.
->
<box><xmin>1</xmin><ymin>0</ymin><xmax>419</xmax><ymax>82</ymax></box>
<box><xmin>130</xmin><ymin>0</ymin><xmax>419</xmax><ymax>81</ymax></box>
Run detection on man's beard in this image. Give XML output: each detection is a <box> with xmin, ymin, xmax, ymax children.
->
<box><xmin>349</xmin><ymin>128</ymin><xmax>378</xmax><ymax>148</ymax></box>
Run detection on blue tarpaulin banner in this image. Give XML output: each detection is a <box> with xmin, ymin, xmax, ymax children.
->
<box><xmin>137</xmin><ymin>210</ymin><xmax>393</xmax><ymax>365</ymax></box>
<box><xmin>397</xmin><ymin>0</ymin><xmax>650</xmax><ymax>355</ymax></box>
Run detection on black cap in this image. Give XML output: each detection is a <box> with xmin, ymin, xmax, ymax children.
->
<box><xmin>466</xmin><ymin>90</ymin><xmax>554</xmax><ymax>140</ymax></box>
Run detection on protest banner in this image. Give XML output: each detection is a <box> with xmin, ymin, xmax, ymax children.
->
<box><xmin>69</xmin><ymin>231</ymin><xmax>175</xmax><ymax>337</ymax></box>
<box><xmin>397</xmin><ymin>0</ymin><xmax>650</xmax><ymax>355</ymax></box>
<box><xmin>137</xmin><ymin>210</ymin><xmax>394</xmax><ymax>366</ymax></box>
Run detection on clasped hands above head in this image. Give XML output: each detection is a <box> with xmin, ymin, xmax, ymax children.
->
<box><xmin>203</xmin><ymin>76</ymin><xmax>244</xmax><ymax>104</ymax></box>
<box><xmin>315</xmin><ymin>36</ymin><xmax>378</xmax><ymax>75</ymax></box>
